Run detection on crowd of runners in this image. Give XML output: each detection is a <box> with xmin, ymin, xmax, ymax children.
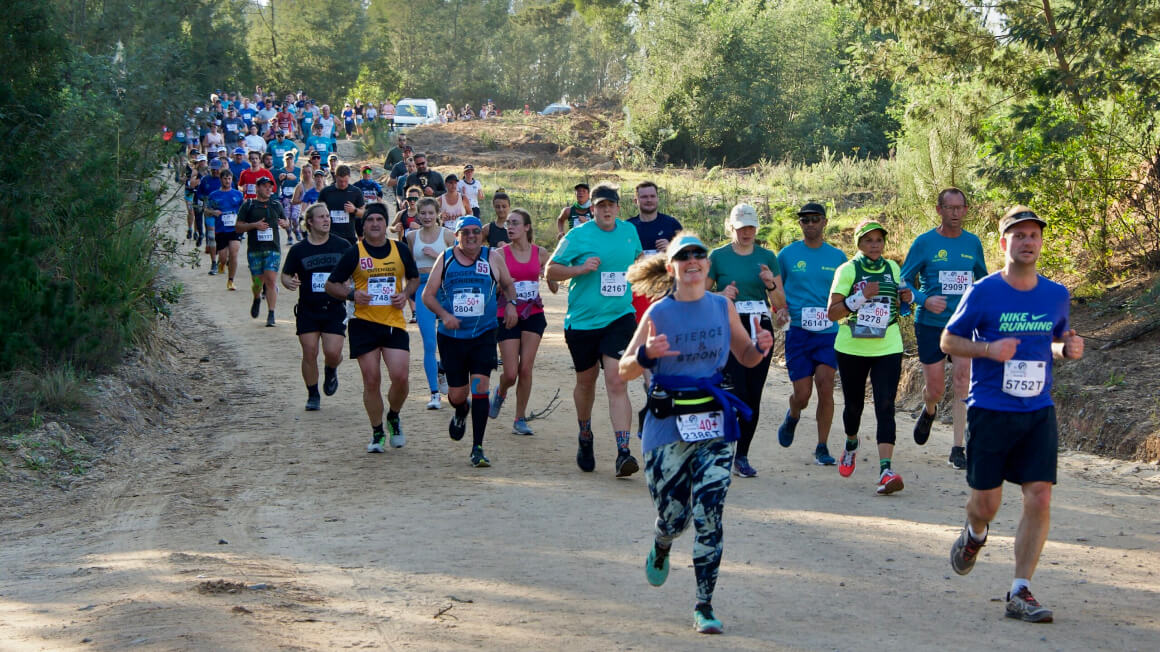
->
<box><xmin>170</xmin><ymin>90</ymin><xmax>1085</xmax><ymax>636</ymax></box>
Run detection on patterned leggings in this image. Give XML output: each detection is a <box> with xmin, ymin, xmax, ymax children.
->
<box><xmin>644</xmin><ymin>437</ymin><xmax>734</xmax><ymax>603</ymax></box>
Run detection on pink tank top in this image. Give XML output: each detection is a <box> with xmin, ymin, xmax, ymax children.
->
<box><xmin>498</xmin><ymin>245</ymin><xmax>544</xmax><ymax>318</ymax></box>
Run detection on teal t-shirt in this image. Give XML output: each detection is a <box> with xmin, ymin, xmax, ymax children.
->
<box><xmin>269</xmin><ymin>139</ymin><xmax>298</xmax><ymax>168</ymax></box>
<box><xmin>306</xmin><ymin>135</ymin><xmax>330</xmax><ymax>158</ymax></box>
<box><xmin>900</xmin><ymin>228</ymin><xmax>989</xmax><ymax>328</ymax></box>
<box><xmin>550</xmin><ymin>219</ymin><xmax>642</xmax><ymax>329</ymax></box>
<box><xmin>707</xmin><ymin>243</ymin><xmax>779</xmax><ymax>312</ymax></box>
<box><xmin>778</xmin><ymin>240</ymin><xmax>848</xmax><ymax>333</ymax></box>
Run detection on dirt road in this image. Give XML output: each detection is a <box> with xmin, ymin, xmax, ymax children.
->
<box><xmin>1</xmin><ymin>149</ymin><xmax>1158</xmax><ymax>651</ymax></box>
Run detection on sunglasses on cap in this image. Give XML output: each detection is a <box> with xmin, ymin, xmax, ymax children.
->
<box><xmin>671</xmin><ymin>249</ymin><xmax>708</xmax><ymax>261</ymax></box>
<box><xmin>798</xmin><ymin>214</ymin><xmax>823</xmax><ymax>224</ymax></box>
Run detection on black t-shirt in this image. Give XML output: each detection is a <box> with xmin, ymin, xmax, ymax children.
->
<box><xmin>281</xmin><ymin>235</ymin><xmax>353</xmax><ymax>311</ymax></box>
<box><xmin>238</xmin><ymin>198</ymin><xmax>284</xmax><ymax>251</ymax></box>
<box><xmin>404</xmin><ymin>170</ymin><xmax>446</xmax><ymax>197</ymax></box>
<box><xmin>318</xmin><ymin>184</ymin><xmax>365</xmax><ymax>243</ymax></box>
<box><xmin>627</xmin><ymin>213</ymin><xmax>683</xmax><ymax>254</ymax></box>
<box><xmin>328</xmin><ymin>239</ymin><xmax>420</xmax><ymax>286</ymax></box>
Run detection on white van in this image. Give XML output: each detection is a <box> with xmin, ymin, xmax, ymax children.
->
<box><xmin>393</xmin><ymin>98</ymin><xmax>439</xmax><ymax>128</ymax></box>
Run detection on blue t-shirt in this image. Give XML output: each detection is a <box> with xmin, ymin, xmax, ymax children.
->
<box><xmin>239</xmin><ymin>107</ymin><xmax>256</xmax><ymax>125</ymax></box>
<box><xmin>354</xmin><ymin>179</ymin><xmax>383</xmax><ymax>204</ymax></box>
<box><xmin>343</xmin><ymin>109</ymin><xmax>355</xmax><ymax>124</ymax></box>
<box><xmin>901</xmin><ymin>228</ymin><xmax>989</xmax><ymax>328</ymax></box>
<box><xmin>550</xmin><ymin>219</ymin><xmax>643</xmax><ymax>330</ymax></box>
<box><xmin>438</xmin><ymin>247</ymin><xmax>499</xmax><ymax>339</ymax></box>
<box><xmin>228</xmin><ymin>160</ymin><xmax>248</xmax><ymax>180</ymax></box>
<box><xmin>195</xmin><ymin>175</ymin><xmax>221</xmax><ymax>204</ymax></box>
<box><xmin>641</xmin><ymin>292</ymin><xmax>731</xmax><ymax>453</ymax></box>
<box><xmin>778</xmin><ymin>240</ymin><xmax>847</xmax><ymax>333</ymax></box>
<box><xmin>944</xmin><ymin>272</ymin><xmax>1070</xmax><ymax>412</ymax></box>
<box><xmin>208</xmin><ymin>188</ymin><xmax>244</xmax><ymax>233</ymax></box>
<box><xmin>627</xmin><ymin>213</ymin><xmax>682</xmax><ymax>257</ymax></box>
<box><xmin>278</xmin><ymin>167</ymin><xmax>300</xmax><ymax>199</ymax></box>
<box><xmin>300</xmin><ymin>187</ymin><xmax>320</xmax><ymax>205</ymax></box>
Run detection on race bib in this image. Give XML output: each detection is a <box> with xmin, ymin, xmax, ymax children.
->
<box><xmin>642</xmin><ymin>249</ymin><xmax>658</xmax><ymax>257</ymax></box>
<box><xmin>226</xmin><ymin>123</ymin><xmax>237</xmax><ymax>132</ymax></box>
<box><xmin>367</xmin><ymin>276</ymin><xmax>396</xmax><ymax>306</ymax></box>
<box><xmin>256</xmin><ymin>227</ymin><xmax>274</xmax><ymax>242</ymax></box>
<box><xmin>1002</xmin><ymin>360</ymin><xmax>1046</xmax><ymax>398</ymax></box>
<box><xmin>304</xmin><ymin>118</ymin><xmax>312</xmax><ymax>124</ymax></box>
<box><xmin>600</xmin><ymin>271</ymin><xmax>627</xmax><ymax>297</ymax></box>
<box><xmin>310</xmin><ymin>272</ymin><xmax>328</xmax><ymax>293</ymax></box>
<box><xmin>852</xmin><ymin>296</ymin><xmax>891</xmax><ymax>339</ymax></box>
<box><xmin>514</xmin><ymin>280</ymin><xmax>539</xmax><ymax>302</ymax></box>
<box><xmin>676</xmin><ymin>411</ymin><xmax>724</xmax><ymax>443</ymax></box>
<box><xmin>215</xmin><ymin>119</ymin><xmax>222</xmax><ymax>125</ymax></box>
<box><xmin>801</xmin><ymin>306</ymin><xmax>832</xmax><ymax>332</ymax></box>
<box><xmin>939</xmin><ymin>270</ymin><xmax>972</xmax><ymax>295</ymax></box>
<box><xmin>452</xmin><ymin>289</ymin><xmax>485</xmax><ymax>316</ymax></box>
<box><xmin>363</xmin><ymin>191</ymin><xmax>378</xmax><ymax>202</ymax></box>
<box><xmin>330</xmin><ymin>209</ymin><xmax>349</xmax><ymax>224</ymax></box>
<box><xmin>281</xmin><ymin>185</ymin><xmax>295</xmax><ymax>197</ymax></box>
<box><xmin>219</xmin><ymin>212</ymin><xmax>237</xmax><ymax>227</ymax></box>
<box><xmin>476</xmin><ymin>259</ymin><xmax>491</xmax><ymax>276</ymax></box>
<box><xmin>735</xmin><ymin>300</ymin><xmax>769</xmax><ymax>316</ymax></box>
<box><xmin>245</xmin><ymin>183</ymin><xmax>256</xmax><ymax>195</ymax></box>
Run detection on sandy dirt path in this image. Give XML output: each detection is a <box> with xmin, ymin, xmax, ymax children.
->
<box><xmin>1</xmin><ymin>145</ymin><xmax>1158</xmax><ymax>651</ymax></box>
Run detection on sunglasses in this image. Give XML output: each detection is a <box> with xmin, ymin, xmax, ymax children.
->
<box><xmin>459</xmin><ymin>228</ymin><xmax>482</xmax><ymax>235</ymax></box>
<box><xmin>672</xmin><ymin>249</ymin><xmax>708</xmax><ymax>261</ymax></box>
<box><xmin>406</xmin><ymin>196</ymin><xmax>420</xmax><ymax>201</ymax></box>
<box><xmin>798</xmin><ymin>214</ymin><xmax>823</xmax><ymax>224</ymax></box>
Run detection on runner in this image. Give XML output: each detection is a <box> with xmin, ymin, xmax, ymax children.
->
<box><xmin>342</xmin><ymin>103</ymin><xmax>356</xmax><ymax>139</ymax></box>
<box><xmin>318</xmin><ymin>105</ymin><xmax>336</xmax><ymax>141</ymax></box>
<box><xmin>394</xmin><ymin>157</ymin><xmax>417</xmax><ymax>209</ymax></box>
<box><xmin>405</xmin><ymin>198</ymin><xmax>456</xmax><ymax>409</ymax></box>
<box><xmin>706</xmin><ymin>203</ymin><xmax>787</xmax><ymax>477</ymax></box>
<box><xmin>482</xmin><ymin>190</ymin><xmax>512</xmax><ymax>247</ymax></box>
<box><xmin>391</xmin><ymin>186</ymin><xmax>423</xmax><ymax>241</ymax></box>
<box><xmin>275</xmin><ymin>103</ymin><xmax>295</xmax><ymax>139</ymax></box>
<box><xmin>243</xmin><ymin>124</ymin><xmax>267</xmax><ymax>154</ymax></box>
<box><xmin>295</xmin><ymin>168</ymin><xmax>326</xmax><ymax>218</ymax></box>
<box><xmin>421</xmin><ymin>216</ymin><xmax>520</xmax><ymax>467</ymax></box>
<box><xmin>458</xmin><ymin>164</ymin><xmax>484</xmax><ymax>218</ymax></box>
<box><xmin>228</xmin><ymin>147</ymin><xmax>248</xmax><ymax>180</ymax></box>
<box><xmin>235</xmin><ymin>177</ymin><xmax>290</xmax><ymax>327</ymax></box>
<box><xmin>276</xmin><ymin>152</ymin><xmax>301</xmax><ymax>244</ymax></box>
<box><xmin>776</xmin><ymin>202</ymin><xmax>848</xmax><ymax>465</ymax></box>
<box><xmin>405</xmin><ymin>153</ymin><xmax>446</xmax><ymax>197</ymax></box>
<box><xmin>826</xmin><ymin>219</ymin><xmax>914</xmax><ymax>494</ymax></box>
<box><xmin>942</xmin><ymin>206</ymin><xmax>1082</xmax><ymax>623</ymax></box>
<box><xmin>324</xmin><ymin>203</ymin><xmax>419</xmax><ymax>452</ymax></box>
<box><xmin>353</xmin><ymin>166</ymin><xmax>384</xmax><ymax>207</ymax></box>
<box><xmin>305</xmin><ymin>123</ymin><xmax>331</xmax><ymax>165</ymax></box>
<box><xmin>318</xmin><ymin>165</ymin><xmax>366</xmax><ymax>245</ymax></box>
<box><xmin>901</xmin><ymin>188</ymin><xmax>989</xmax><ymax>469</ymax></box>
<box><xmin>207</xmin><ymin>169</ymin><xmax>243</xmax><ymax>291</ymax></box>
<box><xmin>222</xmin><ymin>109</ymin><xmax>246</xmax><ymax>147</ymax></box>
<box><xmin>268</xmin><ymin>130</ymin><xmax>298</xmax><ymax>169</ymax></box>
<box><xmin>619</xmin><ymin>233</ymin><xmax>773</xmax><ymax>635</ymax></box>
<box><xmin>384</xmin><ymin>133</ymin><xmax>408</xmax><ymax>169</ymax></box>
<box><xmin>437</xmin><ymin>173</ymin><xmax>471</xmax><ymax>229</ymax></box>
<box><xmin>281</xmin><ymin>203</ymin><xmax>354</xmax><ymax>411</ymax></box>
<box><xmin>555</xmin><ymin>182</ymin><xmax>593</xmax><ymax>239</ymax></box>
<box><xmin>545</xmin><ymin>182</ymin><xmax>643</xmax><ymax>476</ymax></box>
<box><xmin>489</xmin><ymin>208</ymin><xmax>559</xmax><ymax>434</ymax></box>
<box><xmin>193</xmin><ymin>158</ymin><xmax>223</xmax><ymax>248</ymax></box>
<box><xmin>238</xmin><ymin>150</ymin><xmax>275</xmax><ymax>201</ymax></box>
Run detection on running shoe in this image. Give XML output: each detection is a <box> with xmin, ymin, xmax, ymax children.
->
<box><xmin>732</xmin><ymin>455</ymin><xmax>757</xmax><ymax>478</ymax></box>
<box><xmin>470</xmin><ymin>445</ymin><xmax>491</xmax><ymax>468</ymax></box>
<box><xmin>437</xmin><ymin>371</ymin><xmax>449</xmax><ymax>395</ymax></box>
<box><xmin>913</xmin><ymin>408</ymin><xmax>935</xmax><ymax>445</ymax></box>
<box><xmin>195</xmin><ymin>233</ymin><xmax>203</xmax><ymax>247</ymax></box>
<box><xmin>227</xmin><ymin>279</ymin><xmax>237</xmax><ymax>291</ymax></box>
<box><xmin>187</xmin><ymin>227</ymin><xmax>193</xmax><ymax>240</ymax></box>
<box><xmin>449</xmin><ymin>413</ymin><xmax>466</xmax><ymax>441</ymax></box>
<box><xmin>208</xmin><ymin>267</ymin><xmax>217</xmax><ymax>276</ymax></box>
<box><xmin>218</xmin><ymin>261</ymin><xmax>226</xmax><ymax>275</ymax></box>
<box><xmin>615</xmin><ymin>450</ymin><xmax>639</xmax><ymax>477</ymax></box>
<box><xmin>693</xmin><ymin>603</ymin><xmax>723</xmax><ymax>635</ymax></box>
<box><xmin>876</xmin><ymin>468</ymin><xmax>904</xmax><ymax>495</ymax></box>
<box><xmin>367</xmin><ymin>433</ymin><xmax>385</xmax><ymax>454</ymax></box>
<box><xmin>948</xmin><ymin>446</ymin><xmax>967</xmax><ymax>470</ymax></box>
<box><xmin>645</xmin><ymin>544</ymin><xmax>669</xmax><ymax>587</ymax></box>
<box><xmin>512</xmin><ymin>418</ymin><xmax>534</xmax><ymax>435</ymax></box>
<box><xmin>778</xmin><ymin>410</ymin><xmax>798</xmax><ymax>447</ymax></box>
<box><xmin>949</xmin><ymin>522</ymin><xmax>986</xmax><ymax>576</ymax></box>
<box><xmin>426</xmin><ymin>393</ymin><xmax>442</xmax><ymax>410</ymax></box>
<box><xmin>305</xmin><ymin>394</ymin><xmax>320</xmax><ymax>411</ymax></box>
<box><xmin>388</xmin><ymin>417</ymin><xmax>405</xmax><ymax>448</ymax></box>
<box><xmin>266</xmin><ymin>312</ymin><xmax>276</xmax><ymax>327</ymax></box>
<box><xmin>815</xmin><ymin>443</ymin><xmax>836</xmax><ymax>466</ymax></box>
<box><xmin>1005</xmin><ymin>587</ymin><xmax>1054</xmax><ymax>623</ymax></box>
<box><xmin>839</xmin><ymin>447</ymin><xmax>857</xmax><ymax>477</ymax></box>
<box><xmin>250</xmin><ymin>297</ymin><xmax>261</xmax><ymax>319</ymax></box>
<box><xmin>576</xmin><ymin>435</ymin><xmax>596</xmax><ymax>472</ymax></box>
<box><xmin>323</xmin><ymin>368</ymin><xmax>338</xmax><ymax>396</ymax></box>
<box><xmin>488</xmin><ymin>390</ymin><xmax>505</xmax><ymax>419</ymax></box>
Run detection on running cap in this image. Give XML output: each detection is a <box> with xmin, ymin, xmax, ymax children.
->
<box><xmin>309</xmin><ymin>152</ymin><xmax>321</xmax><ymax>158</ymax></box>
<box><xmin>283</xmin><ymin>151</ymin><xmax>295</xmax><ymax>158</ymax></box>
<box><xmin>590</xmin><ymin>183</ymin><xmax>618</xmax><ymax>205</ymax></box>
<box><xmin>275</xmin><ymin>129</ymin><xmax>285</xmax><ymax>136</ymax></box>
<box><xmin>233</xmin><ymin>147</ymin><xmax>246</xmax><ymax>155</ymax></box>
<box><xmin>666</xmin><ymin>234</ymin><xmax>709</xmax><ymax>262</ymax></box>
<box><xmin>196</xmin><ymin>154</ymin><xmax>208</xmax><ymax>162</ymax></box>
<box><xmin>312</xmin><ymin>169</ymin><xmax>325</xmax><ymax>176</ymax></box>
<box><xmin>797</xmin><ymin>201</ymin><xmax>826</xmax><ymax>218</ymax></box>
<box><xmin>208</xmin><ymin>158</ymin><xmax>223</xmax><ymax>169</ymax></box>
<box><xmin>999</xmin><ymin>205</ymin><xmax>1046</xmax><ymax>234</ymax></box>
<box><xmin>574</xmin><ymin>182</ymin><xmax>589</xmax><ymax>191</ymax></box>
<box><xmin>455</xmin><ymin>216</ymin><xmax>484</xmax><ymax>232</ymax></box>
<box><xmin>854</xmin><ymin>219</ymin><xmax>888</xmax><ymax>243</ymax></box>
<box><xmin>463</xmin><ymin>163</ymin><xmax>474</xmax><ymax>170</ymax></box>
<box><xmin>364</xmin><ymin>202</ymin><xmax>389</xmax><ymax>218</ymax></box>
<box><xmin>362</xmin><ymin>166</ymin><xmax>373</xmax><ymax>173</ymax></box>
<box><xmin>255</xmin><ymin>176</ymin><xmax>274</xmax><ymax>186</ymax></box>
<box><xmin>727</xmin><ymin>203</ymin><xmax>759</xmax><ymax>230</ymax></box>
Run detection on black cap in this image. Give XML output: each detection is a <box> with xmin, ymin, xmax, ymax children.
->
<box><xmin>797</xmin><ymin>201</ymin><xmax>826</xmax><ymax>218</ymax></box>
<box><xmin>255</xmin><ymin>176</ymin><xmax>274</xmax><ymax>186</ymax></box>
<box><xmin>574</xmin><ymin>182</ymin><xmax>590</xmax><ymax>191</ymax></box>
<box><xmin>999</xmin><ymin>205</ymin><xmax>1047</xmax><ymax>233</ymax></box>
<box><xmin>590</xmin><ymin>184</ymin><xmax>618</xmax><ymax>205</ymax></box>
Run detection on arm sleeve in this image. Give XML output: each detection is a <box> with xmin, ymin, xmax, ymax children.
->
<box><xmin>829</xmin><ymin>262</ymin><xmax>855</xmax><ymax>297</ymax></box>
<box><xmin>328</xmin><ymin>247</ymin><xmax>358</xmax><ymax>284</ymax></box>
<box><xmin>396</xmin><ymin>241</ymin><xmax>419</xmax><ymax>279</ymax></box>
<box><xmin>900</xmin><ymin>239</ymin><xmax>926</xmax><ymax>305</ymax></box>
<box><xmin>944</xmin><ymin>283</ymin><xmax>981</xmax><ymax>338</ymax></box>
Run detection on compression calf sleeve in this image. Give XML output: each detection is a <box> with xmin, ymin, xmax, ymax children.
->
<box><xmin>471</xmin><ymin>393</ymin><xmax>489</xmax><ymax>447</ymax></box>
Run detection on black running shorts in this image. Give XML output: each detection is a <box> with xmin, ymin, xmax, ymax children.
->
<box><xmin>966</xmin><ymin>405</ymin><xmax>1058</xmax><ymax>490</ymax></box>
<box><xmin>564</xmin><ymin>313</ymin><xmax>635</xmax><ymax>372</ymax></box>
<box><xmin>347</xmin><ymin>318</ymin><xmax>409</xmax><ymax>359</ymax></box>
<box><xmin>437</xmin><ymin>330</ymin><xmax>498</xmax><ymax>387</ymax></box>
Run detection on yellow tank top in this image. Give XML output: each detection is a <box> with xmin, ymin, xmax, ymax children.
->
<box><xmin>353</xmin><ymin>240</ymin><xmax>407</xmax><ymax>328</ymax></box>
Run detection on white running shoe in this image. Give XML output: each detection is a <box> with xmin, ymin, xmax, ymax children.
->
<box><xmin>426</xmin><ymin>393</ymin><xmax>442</xmax><ymax>410</ymax></box>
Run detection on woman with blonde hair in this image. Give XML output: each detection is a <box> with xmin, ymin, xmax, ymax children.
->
<box><xmin>620</xmin><ymin>233</ymin><xmax>773</xmax><ymax>635</ymax></box>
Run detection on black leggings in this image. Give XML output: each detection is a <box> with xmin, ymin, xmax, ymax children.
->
<box><xmin>835</xmin><ymin>351</ymin><xmax>901</xmax><ymax>446</ymax></box>
<box><xmin>724</xmin><ymin>315</ymin><xmax>774</xmax><ymax>457</ymax></box>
